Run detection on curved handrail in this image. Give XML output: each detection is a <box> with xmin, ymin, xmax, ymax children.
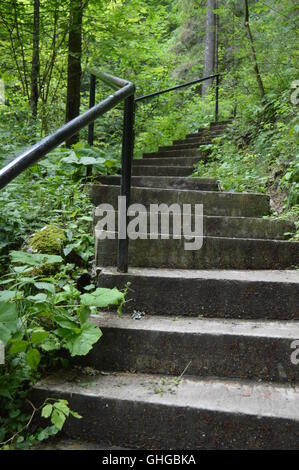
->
<box><xmin>0</xmin><ymin>71</ymin><xmax>134</xmax><ymax>190</ymax></box>
<box><xmin>0</xmin><ymin>69</ymin><xmax>222</xmax><ymax>273</ymax></box>
<box><xmin>0</xmin><ymin>70</ymin><xmax>135</xmax><ymax>273</ymax></box>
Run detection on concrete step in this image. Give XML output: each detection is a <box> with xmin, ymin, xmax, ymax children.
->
<box><xmin>132</xmin><ymin>156</ymin><xmax>201</xmax><ymax>166</ymax></box>
<box><xmin>186</xmin><ymin>130</ymin><xmax>225</xmax><ymax>139</ymax></box>
<box><xmin>143</xmin><ymin>149</ymin><xmax>205</xmax><ymax>158</ymax></box>
<box><xmin>159</xmin><ymin>142</ymin><xmax>211</xmax><ymax>151</ymax></box>
<box><xmin>96</xmin><ymin>236</ymin><xmax>299</xmax><ymax>270</ymax></box>
<box><xmin>35</xmin><ymin>438</ymin><xmax>125</xmax><ymax>450</ymax></box>
<box><xmin>32</xmin><ymin>371</ymin><xmax>299</xmax><ymax>449</ymax></box>
<box><xmin>97</xmin><ymin>175</ymin><xmax>219</xmax><ymax>191</ymax></box>
<box><xmin>94</xmin><ymin>212</ymin><xmax>294</xmax><ymax>240</ymax></box>
<box><xmin>132</xmin><ymin>165</ymin><xmax>194</xmax><ymax>177</ymax></box>
<box><xmin>89</xmin><ymin>185</ymin><xmax>270</xmax><ymax>217</ymax></box>
<box><xmin>174</xmin><ymin>137</ymin><xmax>216</xmax><ymax>145</ymax></box>
<box><xmin>85</xmin><ymin>313</ymin><xmax>299</xmax><ymax>383</ymax></box>
<box><xmin>98</xmin><ymin>268</ymin><xmax>299</xmax><ymax>320</ymax></box>
<box><xmin>186</xmin><ymin>132</ymin><xmax>219</xmax><ymax>139</ymax></box>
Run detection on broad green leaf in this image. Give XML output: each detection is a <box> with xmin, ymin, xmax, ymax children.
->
<box><xmin>9</xmin><ymin>339</ymin><xmax>28</xmax><ymax>354</ymax></box>
<box><xmin>0</xmin><ymin>324</ymin><xmax>11</xmax><ymax>345</ymax></box>
<box><xmin>10</xmin><ymin>251</ymin><xmax>63</xmax><ymax>266</ymax></box>
<box><xmin>0</xmin><ymin>290</ymin><xmax>17</xmax><ymax>301</ymax></box>
<box><xmin>54</xmin><ymin>400</ymin><xmax>70</xmax><ymax>416</ymax></box>
<box><xmin>54</xmin><ymin>314</ymin><xmax>81</xmax><ymax>332</ymax></box>
<box><xmin>27</xmin><ymin>293</ymin><xmax>48</xmax><ymax>303</ymax></box>
<box><xmin>51</xmin><ymin>409</ymin><xmax>66</xmax><ymax>430</ymax></box>
<box><xmin>34</xmin><ymin>282</ymin><xmax>56</xmax><ymax>294</ymax></box>
<box><xmin>26</xmin><ymin>348</ymin><xmax>41</xmax><ymax>371</ymax></box>
<box><xmin>31</xmin><ymin>329</ymin><xmax>49</xmax><ymax>344</ymax></box>
<box><xmin>0</xmin><ymin>302</ymin><xmax>18</xmax><ymax>344</ymax></box>
<box><xmin>63</xmin><ymin>323</ymin><xmax>102</xmax><ymax>357</ymax></box>
<box><xmin>70</xmin><ymin>410</ymin><xmax>82</xmax><ymax>419</ymax></box>
<box><xmin>79</xmin><ymin>306</ymin><xmax>91</xmax><ymax>325</ymax></box>
<box><xmin>41</xmin><ymin>404</ymin><xmax>53</xmax><ymax>419</ymax></box>
<box><xmin>80</xmin><ymin>288</ymin><xmax>124</xmax><ymax>308</ymax></box>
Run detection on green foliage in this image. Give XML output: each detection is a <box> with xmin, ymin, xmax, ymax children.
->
<box><xmin>193</xmin><ymin>91</ymin><xmax>299</xmax><ymax>235</ymax></box>
<box><xmin>0</xmin><ymin>140</ymin><xmax>126</xmax><ymax>448</ymax></box>
<box><xmin>0</xmin><ymin>247</ymin><xmax>125</xmax><ymax>448</ymax></box>
<box><xmin>0</xmin><ymin>0</ymin><xmax>298</xmax><ymax>449</ymax></box>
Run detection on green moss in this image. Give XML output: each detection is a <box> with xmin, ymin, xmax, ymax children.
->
<box><xmin>29</xmin><ymin>224</ymin><xmax>66</xmax><ymax>255</ymax></box>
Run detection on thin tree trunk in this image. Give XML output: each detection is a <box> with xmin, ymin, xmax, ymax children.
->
<box><xmin>65</xmin><ymin>0</ymin><xmax>83</xmax><ymax>147</ymax></box>
<box><xmin>202</xmin><ymin>0</ymin><xmax>216</xmax><ymax>95</ymax></box>
<box><xmin>215</xmin><ymin>0</ymin><xmax>219</xmax><ymax>75</ymax></box>
<box><xmin>30</xmin><ymin>0</ymin><xmax>40</xmax><ymax>118</ymax></box>
<box><xmin>244</xmin><ymin>0</ymin><xmax>265</xmax><ymax>99</ymax></box>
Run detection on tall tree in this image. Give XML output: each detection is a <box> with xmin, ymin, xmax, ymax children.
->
<box><xmin>65</xmin><ymin>0</ymin><xmax>83</xmax><ymax>147</ymax></box>
<box><xmin>244</xmin><ymin>0</ymin><xmax>265</xmax><ymax>99</ymax></box>
<box><xmin>202</xmin><ymin>0</ymin><xmax>216</xmax><ymax>95</ymax></box>
<box><xmin>30</xmin><ymin>0</ymin><xmax>40</xmax><ymax>118</ymax></box>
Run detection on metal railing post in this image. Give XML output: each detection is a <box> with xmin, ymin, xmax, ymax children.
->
<box><xmin>117</xmin><ymin>93</ymin><xmax>135</xmax><ymax>273</ymax></box>
<box><xmin>215</xmin><ymin>74</ymin><xmax>219</xmax><ymax>122</ymax></box>
<box><xmin>88</xmin><ymin>74</ymin><xmax>96</xmax><ymax>146</ymax></box>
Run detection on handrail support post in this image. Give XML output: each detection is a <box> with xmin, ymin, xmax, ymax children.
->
<box><xmin>117</xmin><ymin>93</ymin><xmax>135</xmax><ymax>273</ymax></box>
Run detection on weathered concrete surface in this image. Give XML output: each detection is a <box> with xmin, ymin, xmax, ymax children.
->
<box><xmin>143</xmin><ymin>149</ymin><xmax>205</xmax><ymax>158</ymax></box>
<box><xmin>89</xmin><ymin>185</ymin><xmax>270</xmax><ymax>217</ymax></box>
<box><xmin>97</xmin><ymin>175</ymin><xmax>219</xmax><ymax>191</ymax></box>
<box><xmin>98</xmin><ymin>268</ymin><xmax>299</xmax><ymax>320</ymax></box>
<box><xmin>32</xmin><ymin>372</ymin><xmax>299</xmax><ymax>449</ymax></box>
<box><xmin>94</xmin><ymin>211</ymin><xmax>294</xmax><ymax>240</ymax></box>
<box><xmin>132</xmin><ymin>165</ymin><xmax>194</xmax><ymax>177</ymax></box>
<box><xmin>96</xmin><ymin>235</ymin><xmax>299</xmax><ymax>270</ymax></box>
<box><xmin>84</xmin><ymin>313</ymin><xmax>299</xmax><ymax>383</ymax></box>
<box><xmin>35</xmin><ymin>438</ymin><xmax>125</xmax><ymax>450</ymax></box>
<box><xmin>132</xmin><ymin>156</ymin><xmax>202</xmax><ymax>166</ymax></box>
<box><xmin>159</xmin><ymin>142</ymin><xmax>213</xmax><ymax>151</ymax></box>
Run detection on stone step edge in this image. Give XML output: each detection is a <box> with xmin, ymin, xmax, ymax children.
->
<box><xmin>33</xmin><ymin>371</ymin><xmax>299</xmax><ymax>422</ymax></box>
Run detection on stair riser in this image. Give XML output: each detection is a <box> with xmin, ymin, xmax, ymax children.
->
<box><xmin>170</xmin><ymin>142</ymin><xmax>212</xmax><ymax>148</ymax></box>
<box><xmin>97</xmin><ymin>176</ymin><xmax>218</xmax><ymax>191</ymax></box>
<box><xmin>133</xmin><ymin>156</ymin><xmax>201</xmax><ymax>166</ymax></box>
<box><xmin>187</xmin><ymin>131</ymin><xmax>224</xmax><ymax>138</ymax></box>
<box><xmin>98</xmin><ymin>272</ymin><xmax>299</xmax><ymax>320</ymax></box>
<box><xmin>31</xmin><ymin>388</ymin><xmax>299</xmax><ymax>449</ymax></box>
<box><xmin>143</xmin><ymin>150</ymin><xmax>206</xmax><ymax>158</ymax></box>
<box><xmin>161</xmin><ymin>142</ymin><xmax>213</xmax><ymax>150</ymax></box>
<box><xmin>83</xmin><ymin>321</ymin><xmax>299</xmax><ymax>383</ymax></box>
<box><xmin>89</xmin><ymin>185</ymin><xmax>270</xmax><ymax>217</ymax></box>
<box><xmin>96</xmin><ymin>237</ymin><xmax>299</xmax><ymax>270</ymax></box>
<box><xmin>174</xmin><ymin>137</ymin><xmax>217</xmax><ymax>144</ymax></box>
<box><xmin>94</xmin><ymin>212</ymin><xmax>293</xmax><ymax>240</ymax></box>
<box><xmin>132</xmin><ymin>166</ymin><xmax>193</xmax><ymax>176</ymax></box>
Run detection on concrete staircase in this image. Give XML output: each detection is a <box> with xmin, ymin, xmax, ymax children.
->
<box><xmin>34</xmin><ymin>121</ymin><xmax>299</xmax><ymax>449</ymax></box>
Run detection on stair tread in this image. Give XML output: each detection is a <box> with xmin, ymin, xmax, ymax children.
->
<box><xmin>100</xmin><ymin>266</ymin><xmax>299</xmax><ymax>283</ymax></box>
<box><xmin>35</xmin><ymin>371</ymin><xmax>299</xmax><ymax>421</ymax></box>
<box><xmin>93</xmin><ymin>312</ymin><xmax>299</xmax><ymax>339</ymax></box>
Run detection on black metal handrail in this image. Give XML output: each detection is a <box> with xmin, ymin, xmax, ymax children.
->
<box><xmin>0</xmin><ymin>69</ymin><xmax>135</xmax><ymax>273</ymax></box>
<box><xmin>0</xmin><ymin>69</ymin><xmax>221</xmax><ymax>274</ymax></box>
<box><xmin>135</xmin><ymin>73</ymin><xmax>220</xmax><ymax>118</ymax></box>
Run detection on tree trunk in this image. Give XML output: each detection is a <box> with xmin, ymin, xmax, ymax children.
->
<box><xmin>65</xmin><ymin>0</ymin><xmax>83</xmax><ymax>147</ymax></box>
<box><xmin>30</xmin><ymin>0</ymin><xmax>40</xmax><ymax>118</ymax></box>
<box><xmin>202</xmin><ymin>0</ymin><xmax>216</xmax><ymax>95</ymax></box>
<box><xmin>244</xmin><ymin>0</ymin><xmax>265</xmax><ymax>100</ymax></box>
